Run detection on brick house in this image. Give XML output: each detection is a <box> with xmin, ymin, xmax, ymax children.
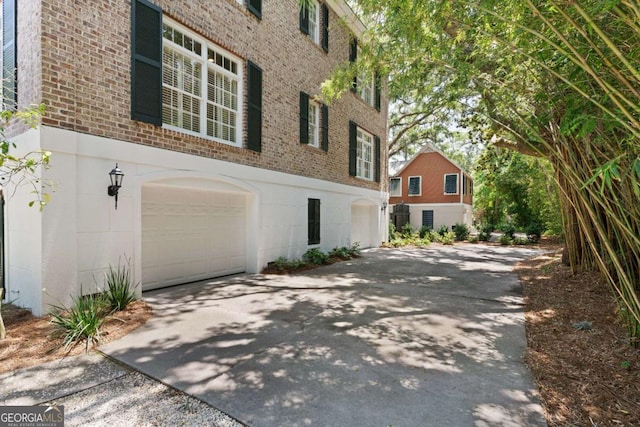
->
<box><xmin>1</xmin><ymin>0</ymin><xmax>388</xmax><ymax>315</ymax></box>
<box><xmin>389</xmin><ymin>144</ymin><xmax>472</xmax><ymax>232</ymax></box>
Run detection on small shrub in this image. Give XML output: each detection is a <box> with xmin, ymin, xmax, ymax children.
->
<box><xmin>499</xmin><ymin>234</ymin><xmax>512</xmax><ymax>245</ymax></box>
<box><xmin>479</xmin><ymin>222</ymin><xmax>494</xmax><ymax>235</ymax></box>
<box><xmin>104</xmin><ymin>259</ymin><xmax>137</xmax><ymax>311</ymax></box>
<box><xmin>453</xmin><ymin>223</ymin><xmax>470</xmax><ymax>241</ymax></box>
<box><xmin>388</xmin><ymin>223</ymin><xmax>398</xmax><ymax>240</ymax></box>
<box><xmin>273</xmin><ymin>256</ymin><xmax>305</xmax><ymax>271</ymax></box>
<box><xmin>525</xmin><ymin>221</ymin><xmax>544</xmax><ymax>243</ymax></box>
<box><xmin>329</xmin><ymin>246</ymin><xmax>351</xmax><ymax>260</ymax></box>
<box><xmin>303</xmin><ymin>248</ymin><xmax>329</xmax><ymax>265</ymax></box>
<box><xmin>468</xmin><ymin>235</ymin><xmax>479</xmax><ymax>243</ymax></box>
<box><xmin>428</xmin><ymin>230</ymin><xmax>442</xmax><ymax>243</ymax></box>
<box><xmin>440</xmin><ymin>231</ymin><xmax>455</xmax><ymax>245</ymax></box>
<box><xmin>437</xmin><ymin>225</ymin><xmax>449</xmax><ymax>236</ymax></box>
<box><xmin>418</xmin><ymin>226</ymin><xmax>431</xmax><ymax>239</ymax></box>
<box><xmin>499</xmin><ymin>222</ymin><xmax>516</xmax><ymax>238</ymax></box>
<box><xmin>513</xmin><ymin>237</ymin><xmax>529</xmax><ymax>245</ymax></box>
<box><xmin>478</xmin><ymin>231</ymin><xmax>490</xmax><ymax>242</ymax></box>
<box><xmin>50</xmin><ymin>292</ymin><xmax>110</xmax><ymax>352</ymax></box>
<box><xmin>400</xmin><ymin>222</ymin><xmax>414</xmax><ymax>238</ymax></box>
<box><xmin>348</xmin><ymin>242</ymin><xmax>361</xmax><ymax>257</ymax></box>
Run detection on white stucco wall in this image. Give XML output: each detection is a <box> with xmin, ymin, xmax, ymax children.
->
<box><xmin>396</xmin><ymin>203</ymin><xmax>473</xmax><ymax>232</ymax></box>
<box><xmin>5</xmin><ymin>126</ymin><xmax>387</xmax><ymax>315</ymax></box>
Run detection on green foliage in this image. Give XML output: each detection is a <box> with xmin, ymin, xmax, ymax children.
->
<box><xmin>499</xmin><ymin>222</ymin><xmax>516</xmax><ymax>239</ymax></box>
<box><xmin>50</xmin><ymin>292</ymin><xmax>110</xmax><ymax>352</ymax></box>
<box><xmin>499</xmin><ymin>234</ymin><xmax>512</xmax><ymax>246</ymax></box>
<box><xmin>273</xmin><ymin>256</ymin><xmax>305</xmax><ymax>272</ymax></box>
<box><xmin>104</xmin><ymin>259</ymin><xmax>137</xmax><ymax>311</ymax></box>
<box><xmin>329</xmin><ymin>243</ymin><xmax>361</xmax><ymax>260</ymax></box>
<box><xmin>388</xmin><ymin>223</ymin><xmax>398</xmax><ymax>240</ymax></box>
<box><xmin>436</xmin><ymin>225</ymin><xmax>449</xmax><ymax>236</ymax></box>
<box><xmin>400</xmin><ymin>222</ymin><xmax>414</xmax><ymax>238</ymax></box>
<box><xmin>439</xmin><ymin>232</ymin><xmax>456</xmax><ymax>245</ymax></box>
<box><xmin>525</xmin><ymin>221</ymin><xmax>544</xmax><ymax>243</ymax></box>
<box><xmin>303</xmin><ymin>248</ymin><xmax>329</xmax><ymax>265</ymax></box>
<box><xmin>0</xmin><ymin>104</ymin><xmax>53</xmax><ymax>209</ymax></box>
<box><xmin>418</xmin><ymin>226</ymin><xmax>431</xmax><ymax>239</ymax></box>
<box><xmin>453</xmin><ymin>223</ymin><xmax>470</xmax><ymax>241</ymax></box>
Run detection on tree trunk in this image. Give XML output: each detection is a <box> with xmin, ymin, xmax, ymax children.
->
<box><xmin>0</xmin><ymin>289</ymin><xmax>6</xmax><ymax>340</ymax></box>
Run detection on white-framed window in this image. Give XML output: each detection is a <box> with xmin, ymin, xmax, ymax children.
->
<box><xmin>444</xmin><ymin>173</ymin><xmax>459</xmax><ymax>195</ymax></box>
<box><xmin>408</xmin><ymin>176</ymin><xmax>421</xmax><ymax>196</ymax></box>
<box><xmin>308</xmin><ymin>100</ymin><xmax>320</xmax><ymax>148</ymax></box>
<box><xmin>357</xmin><ymin>47</ymin><xmax>375</xmax><ymax>107</ymax></box>
<box><xmin>389</xmin><ymin>177</ymin><xmax>401</xmax><ymax>197</ymax></box>
<box><xmin>356</xmin><ymin>127</ymin><xmax>374</xmax><ymax>180</ymax></box>
<box><xmin>162</xmin><ymin>18</ymin><xmax>242</xmax><ymax>147</ymax></box>
<box><xmin>308</xmin><ymin>0</ymin><xmax>319</xmax><ymax>44</ymax></box>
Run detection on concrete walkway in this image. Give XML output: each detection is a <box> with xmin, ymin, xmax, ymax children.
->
<box><xmin>102</xmin><ymin>245</ymin><xmax>547</xmax><ymax>427</ymax></box>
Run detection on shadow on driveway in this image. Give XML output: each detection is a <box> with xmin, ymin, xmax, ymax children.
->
<box><xmin>101</xmin><ymin>245</ymin><xmax>547</xmax><ymax>427</ymax></box>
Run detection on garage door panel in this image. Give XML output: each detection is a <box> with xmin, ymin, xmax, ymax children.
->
<box><xmin>142</xmin><ymin>184</ymin><xmax>247</xmax><ymax>291</ymax></box>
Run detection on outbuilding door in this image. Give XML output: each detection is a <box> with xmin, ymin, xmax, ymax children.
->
<box><xmin>141</xmin><ymin>183</ymin><xmax>246</xmax><ymax>291</ymax></box>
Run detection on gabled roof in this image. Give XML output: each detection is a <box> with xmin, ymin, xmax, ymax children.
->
<box><xmin>389</xmin><ymin>143</ymin><xmax>470</xmax><ymax>177</ymax></box>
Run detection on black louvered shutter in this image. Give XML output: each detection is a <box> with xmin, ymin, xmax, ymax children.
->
<box><xmin>300</xmin><ymin>92</ymin><xmax>309</xmax><ymax>145</ymax></box>
<box><xmin>300</xmin><ymin>5</ymin><xmax>309</xmax><ymax>35</ymax></box>
<box><xmin>308</xmin><ymin>198</ymin><xmax>321</xmax><ymax>245</ymax></box>
<box><xmin>247</xmin><ymin>61</ymin><xmax>263</xmax><ymax>152</ymax></box>
<box><xmin>445</xmin><ymin>174</ymin><xmax>458</xmax><ymax>194</ymax></box>
<box><xmin>248</xmin><ymin>0</ymin><xmax>261</xmax><ymax>19</ymax></box>
<box><xmin>374</xmin><ymin>135</ymin><xmax>381</xmax><ymax>182</ymax></box>
<box><xmin>2</xmin><ymin>0</ymin><xmax>17</xmax><ymax>110</ymax></box>
<box><xmin>349</xmin><ymin>38</ymin><xmax>357</xmax><ymax>92</ymax></box>
<box><xmin>321</xmin><ymin>104</ymin><xmax>328</xmax><ymax>152</ymax></box>
<box><xmin>349</xmin><ymin>121</ymin><xmax>357</xmax><ymax>176</ymax></box>
<box><xmin>131</xmin><ymin>0</ymin><xmax>162</xmax><ymax>125</ymax></box>
<box><xmin>321</xmin><ymin>3</ymin><xmax>329</xmax><ymax>52</ymax></box>
<box><xmin>374</xmin><ymin>72</ymin><xmax>381</xmax><ymax>111</ymax></box>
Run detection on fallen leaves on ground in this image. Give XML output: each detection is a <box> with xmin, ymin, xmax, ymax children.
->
<box><xmin>518</xmin><ymin>248</ymin><xmax>640</xmax><ymax>426</ymax></box>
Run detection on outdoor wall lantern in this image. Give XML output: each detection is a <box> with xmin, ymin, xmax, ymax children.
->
<box><xmin>108</xmin><ymin>163</ymin><xmax>124</xmax><ymax>209</ymax></box>
<box><xmin>381</xmin><ymin>201</ymin><xmax>388</xmax><ymax>211</ymax></box>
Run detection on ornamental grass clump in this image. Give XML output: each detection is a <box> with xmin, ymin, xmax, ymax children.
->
<box><xmin>104</xmin><ymin>259</ymin><xmax>137</xmax><ymax>311</ymax></box>
<box><xmin>50</xmin><ymin>292</ymin><xmax>110</xmax><ymax>353</ymax></box>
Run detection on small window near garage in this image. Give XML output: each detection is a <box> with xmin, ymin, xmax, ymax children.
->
<box><xmin>389</xmin><ymin>177</ymin><xmax>401</xmax><ymax>197</ymax></box>
<box><xmin>308</xmin><ymin>198</ymin><xmax>320</xmax><ymax>245</ymax></box>
<box><xmin>408</xmin><ymin>176</ymin><xmax>421</xmax><ymax>196</ymax></box>
<box><xmin>444</xmin><ymin>173</ymin><xmax>458</xmax><ymax>195</ymax></box>
<box><xmin>422</xmin><ymin>210</ymin><xmax>434</xmax><ymax>229</ymax></box>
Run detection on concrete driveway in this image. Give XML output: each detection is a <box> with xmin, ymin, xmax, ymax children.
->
<box><xmin>101</xmin><ymin>245</ymin><xmax>547</xmax><ymax>427</ymax></box>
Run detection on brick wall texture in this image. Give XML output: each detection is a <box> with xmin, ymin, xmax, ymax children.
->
<box><xmin>17</xmin><ymin>0</ymin><xmax>388</xmax><ymax>191</ymax></box>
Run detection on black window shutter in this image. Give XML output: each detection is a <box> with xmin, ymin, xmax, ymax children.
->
<box><xmin>349</xmin><ymin>38</ymin><xmax>357</xmax><ymax>93</ymax></box>
<box><xmin>299</xmin><ymin>92</ymin><xmax>309</xmax><ymax>145</ymax></box>
<box><xmin>374</xmin><ymin>72</ymin><xmax>382</xmax><ymax>112</ymax></box>
<box><xmin>409</xmin><ymin>177</ymin><xmax>420</xmax><ymax>194</ymax></box>
<box><xmin>2</xmin><ymin>0</ymin><xmax>17</xmax><ymax>110</ymax></box>
<box><xmin>374</xmin><ymin>135</ymin><xmax>381</xmax><ymax>183</ymax></box>
<box><xmin>131</xmin><ymin>0</ymin><xmax>162</xmax><ymax>126</ymax></box>
<box><xmin>321</xmin><ymin>3</ymin><xmax>329</xmax><ymax>52</ymax></box>
<box><xmin>299</xmin><ymin>5</ymin><xmax>309</xmax><ymax>35</ymax></box>
<box><xmin>248</xmin><ymin>0</ymin><xmax>262</xmax><ymax>19</ymax></box>
<box><xmin>445</xmin><ymin>174</ymin><xmax>458</xmax><ymax>194</ymax></box>
<box><xmin>321</xmin><ymin>104</ymin><xmax>329</xmax><ymax>152</ymax></box>
<box><xmin>349</xmin><ymin>121</ymin><xmax>357</xmax><ymax>176</ymax></box>
<box><xmin>247</xmin><ymin>61</ymin><xmax>263</xmax><ymax>152</ymax></box>
<box><xmin>422</xmin><ymin>210</ymin><xmax>434</xmax><ymax>229</ymax></box>
<box><xmin>308</xmin><ymin>198</ymin><xmax>321</xmax><ymax>245</ymax></box>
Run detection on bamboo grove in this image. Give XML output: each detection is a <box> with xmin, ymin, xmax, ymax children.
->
<box><xmin>335</xmin><ymin>0</ymin><xmax>640</xmax><ymax>341</ymax></box>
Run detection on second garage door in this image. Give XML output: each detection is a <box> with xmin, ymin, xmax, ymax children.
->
<box><xmin>142</xmin><ymin>184</ymin><xmax>246</xmax><ymax>291</ymax></box>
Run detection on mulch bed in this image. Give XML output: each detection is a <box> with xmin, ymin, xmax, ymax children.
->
<box><xmin>0</xmin><ymin>300</ymin><xmax>152</xmax><ymax>374</ymax></box>
<box><xmin>518</xmin><ymin>248</ymin><xmax>640</xmax><ymax>426</ymax></box>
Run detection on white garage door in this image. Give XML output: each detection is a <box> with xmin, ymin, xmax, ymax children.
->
<box><xmin>142</xmin><ymin>184</ymin><xmax>246</xmax><ymax>291</ymax></box>
<box><xmin>351</xmin><ymin>204</ymin><xmax>375</xmax><ymax>249</ymax></box>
